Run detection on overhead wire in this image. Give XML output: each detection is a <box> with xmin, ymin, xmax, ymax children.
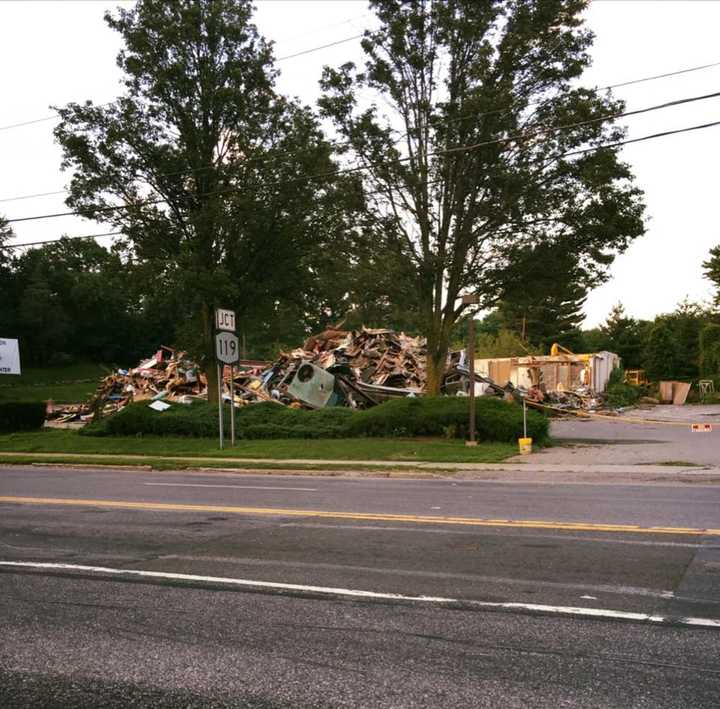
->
<box><xmin>0</xmin><ymin>32</ymin><xmax>367</xmax><ymax>132</ymax></box>
<box><xmin>3</xmin><ymin>55</ymin><xmax>720</xmax><ymax>205</ymax></box>
<box><xmin>0</xmin><ymin>231</ymin><xmax>123</xmax><ymax>251</ymax></box>
<box><xmin>5</xmin><ymin>88</ymin><xmax>720</xmax><ymax>225</ymax></box>
<box><xmin>0</xmin><ymin>189</ymin><xmax>67</xmax><ymax>204</ymax></box>
<box><xmin>3</xmin><ymin>115</ymin><xmax>720</xmax><ymax>253</ymax></box>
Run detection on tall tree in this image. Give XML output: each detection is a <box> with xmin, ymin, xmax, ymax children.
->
<box><xmin>699</xmin><ymin>323</ymin><xmax>720</xmax><ymax>377</ymax></box>
<box><xmin>704</xmin><ymin>244</ymin><xmax>720</xmax><ymax>306</ymax></box>
<box><xmin>320</xmin><ymin>0</ymin><xmax>645</xmax><ymax>393</ymax></box>
<box><xmin>490</xmin><ymin>242</ymin><xmax>590</xmax><ymax>351</ymax></box>
<box><xmin>643</xmin><ymin>321</ymin><xmax>679</xmax><ymax>382</ymax></box>
<box><xmin>597</xmin><ymin>302</ymin><xmax>649</xmax><ymax>368</ymax></box>
<box><xmin>55</xmin><ymin>0</ymin><xmax>355</xmax><ymax>400</ymax></box>
<box><xmin>0</xmin><ymin>217</ymin><xmax>19</xmax><ymax>340</ymax></box>
<box><xmin>10</xmin><ymin>239</ymin><xmax>157</xmax><ymax>365</ymax></box>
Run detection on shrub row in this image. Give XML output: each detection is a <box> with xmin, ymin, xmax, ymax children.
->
<box><xmin>347</xmin><ymin>396</ymin><xmax>548</xmax><ymax>443</ymax></box>
<box><xmin>83</xmin><ymin>395</ymin><xmax>548</xmax><ymax>443</ymax></box>
<box><xmin>83</xmin><ymin>401</ymin><xmax>354</xmax><ymax>439</ymax></box>
<box><xmin>0</xmin><ymin>401</ymin><xmax>47</xmax><ymax>433</ymax></box>
<box><xmin>606</xmin><ymin>382</ymin><xmax>642</xmax><ymax>407</ymax></box>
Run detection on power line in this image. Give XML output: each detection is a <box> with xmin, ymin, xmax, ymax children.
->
<box><xmin>6</xmin><ymin>88</ymin><xmax>720</xmax><ymax>225</ymax></box>
<box><xmin>0</xmin><ymin>190</ymin><xmax>67</xmax><ymax>204</ymax></box>
<box><xmin>0</xmin><ymin>231</ymin><xmax>123</xmax><ymax>251</ymax></box>
<box><xmin>565</xmin><ymin>118</ymin><xmax>720</xmax><ymax>157</ymax></box>
<box><xmin>6</xmin><ymin>117</ymin><xmax>720</xmax><ymax>252</ymax></box>
<box><xmin>606</xmin><ymin>59</ymin><xmax>720</xmax><ymax>90</ymax></box>
<box><xmin>0</xmin><ymin>33</ymin><xmax>366</xmax><ymax>133</ymax></box>
<box><xmin>3</xmin><ymin>51</ymin><xmax>708</xmax><ymax>135</ymax></box>
<box><xmin>276</xmin><ymin>34</ymin><xmax>363</xmax><ymax>61</ymax></box>
<box><xmin>3</xmin><ymin>54</ymin><xmax>719</xmax><ymax>205</ymax></box>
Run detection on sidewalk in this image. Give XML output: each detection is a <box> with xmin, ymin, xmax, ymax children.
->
<box><xmin>2</xmin><ymin>450</ymin><xmax>719</xmax><ymax>484</ymax></box>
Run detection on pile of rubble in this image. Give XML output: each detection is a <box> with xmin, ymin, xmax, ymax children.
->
<box><xmin>50</xmin><ymin>327</ymin><xmax>620</xmax><ymax>425</ymax></box>
<box><xmin>69</xmin><ymin>328</ymin><xmax>456</xmax><ymax>420</ymax></box>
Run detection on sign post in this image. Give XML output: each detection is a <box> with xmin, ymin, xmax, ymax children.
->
<box><xmin>461</xmin><ymin>294</ymin><xmax>479</xmax><ymax>447</ymax></box>
<box><xmin>215</xmin><ymin>309</ymin><xmax>239</xmax><ymax>449</ymax></box>
<box><xmin>217</xmin><ymin>362</ymin><xmax>224</xmax><ymax>449</ymax></box>
<box><xmin>230</xmin><ymin>363</ymin><xmax>235</xmax><ymax>447</ymax></box>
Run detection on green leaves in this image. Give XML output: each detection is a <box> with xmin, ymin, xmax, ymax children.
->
<box><xmin>320</xmin><ymin>0</ymin><xmax>646</xmax><ymax>389</ymax></box>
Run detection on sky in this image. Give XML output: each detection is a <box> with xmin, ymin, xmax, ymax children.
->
<box><xmin>0</xmin><ymin>0</ymin><xmax>719</xmax><ymax>328</ymax></box>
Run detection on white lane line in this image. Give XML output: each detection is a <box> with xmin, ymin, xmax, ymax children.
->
<box><xmin>143</xmin><ymin>482</ymin><xmax>317</xmax><ymax>492</ymax></box>
<box><xmin>2</xmin><ymin>560</ymin><xmax>719</xmax><ymax>629</ymax></box>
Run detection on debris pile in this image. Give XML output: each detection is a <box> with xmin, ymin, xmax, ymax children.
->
<box><xmin>69</xmin><ymin>347</ymin><xmax>206</xmax><ymax>420</ymax></box>
<box><xmin>57</xmin><ymin>328</ymin><xmax>625</xmax><ymax>425</ymax></box>
<box><xmin>264</xmin><ymin>327</ymin><xmax>428</xmax><ymax>408</ymax></box>
<box><xmin>76</xmin><ymin>329</ymin><xmax>435</xmax><ymax>419</ymax></box>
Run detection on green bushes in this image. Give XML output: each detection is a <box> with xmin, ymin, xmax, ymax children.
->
<box><xmin>83</xmin><ymin>401</ymin><xmax>353</xmax><ymax>439</ymax></box>
<box><xmin>606</xmin><ymin>382</ymin><xmax>641</xmax><ymax>407</ymax></box>
<box><xmin>700</xmin><ymin>324</ymin><xmax>720</xmax><ymax>377</ymax></box>
<box><xmin>83</xmin><ymin>395</ymin><xmax>549</xmax><ymax>443</ymax></box>
<box><xmin>348</xmin><ymin>396</ymin><xmax>548</xmax><ymax>442</ymax></box>
<box><xmin>605</xmin><ymin>368</ymin><xmax>641</xmax><ymax>407</ymax></box>
<box><xmin>0</xmin><ymin>401</ymin><xmax>47</xmax><ymax>433</ymax></box>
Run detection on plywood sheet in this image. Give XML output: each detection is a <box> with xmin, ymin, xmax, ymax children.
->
<box><xmin>659</xmin><ymin>381</ymin><xmax>674</xmax><ymax>404</ymax></box>
<box><xmin>672</xmin><ymin>381</ymin><xmax>691</xmax><ymax>406</ymax></box>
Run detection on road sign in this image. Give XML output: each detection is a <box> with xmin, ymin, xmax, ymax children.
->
<box><xmin>215</xmin><ymin>308</ymin><xmax>236</xmax><ymax>332</ymax></box>
<box><xmin>215</xmin><ymin>331</ymin><xmax>239</xmax><ymax>364</ymax></box>
<box><xmin>0</xmin><ymin>338</ymin><xmax>21</xmax><ymax>375</ymax></box>
<box><xmin>691</xmin><ymin>423</ymin><xmax>713</xmax><ymax>433</ymax></box>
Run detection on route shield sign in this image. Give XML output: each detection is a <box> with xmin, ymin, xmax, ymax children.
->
<box><xmin>215</xmin><ymin>331</ymin><xmax>239</xmax><ymax>364</ymax></box>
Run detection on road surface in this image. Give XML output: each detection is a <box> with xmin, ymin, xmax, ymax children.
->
<box><xmin>1</xmin><ymin>465</ymin><xmax>719</xmax><ymax>707</ymax></box>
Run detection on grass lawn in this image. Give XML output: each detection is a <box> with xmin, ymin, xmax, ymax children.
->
<box><xmin>0</xmin><ymin>429</ymin><xmax>517</xmax><ymax>464</ymax></box>
<box><xmin>0</xmin><ymin>363</ymin><xmax>107</xmax><ymax>404</ymax></box>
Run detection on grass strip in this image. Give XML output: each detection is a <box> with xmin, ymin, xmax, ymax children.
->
<box><xmin>0</xmin><ymin>430</ymin><xmax>517</xmax><ymax>464</ymax></box>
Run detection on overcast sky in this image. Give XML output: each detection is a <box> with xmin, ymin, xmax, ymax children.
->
<box><xmin>1</xmin><ymin>0</ymin><xmax>719</xmax><ymax>328</ymax></box>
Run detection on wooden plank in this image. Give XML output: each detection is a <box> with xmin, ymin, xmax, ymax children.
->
<box><xmin>659</xmin><ymin>381</ymin><xmax>674</xmax><ymax>404</ymax></box>
<box><xmin>672</xmin><ymin>381</ymin><xmax>691</xmax><ymax>406</ymax></box>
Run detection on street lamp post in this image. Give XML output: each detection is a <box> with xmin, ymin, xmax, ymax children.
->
<box><xmin>461</xmin><ymin>293</ymin><xmax>480</xmax><ymax>447</ymax></box>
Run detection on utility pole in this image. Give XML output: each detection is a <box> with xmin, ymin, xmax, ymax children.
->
<box><xmin>461</xmin><ymin>294</ymin><xmax>480</xmax><ymax>447</ymax></box>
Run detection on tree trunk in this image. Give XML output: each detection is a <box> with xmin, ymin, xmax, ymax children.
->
<box><xmin>202</xmin><ymin>302</ymin><xmax>219</xmax><ymax>405</ymax></box>
<box><xmin>425</xmin><ymin>334</ymin><xmax>449</xmax><ymax>396</ymax></box>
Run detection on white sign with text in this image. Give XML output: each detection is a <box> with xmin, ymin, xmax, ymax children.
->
<box><xmin>0</xmin><ymin>338</ymin><xmax>21</xmax><ymax>375</ymax></box>
<box><xmin>215</xmin><ymin>308</ymin><xmax>236</xmax><ymax>332</ymax></box>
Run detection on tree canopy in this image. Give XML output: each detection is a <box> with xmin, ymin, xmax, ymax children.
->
<box><xmin>704</xmin><ymin>244</ymin><xmax>720</xmax><ymax>307</ymax></box>
<box><xmin>54</xmin><ymin>0</ymin><xmax>361</xmax><ymax>399</ymax></box>
<box><xmin>319</xmin><ymin>0</ymin><xmax>646</xmax><ymax>392</ymax></box>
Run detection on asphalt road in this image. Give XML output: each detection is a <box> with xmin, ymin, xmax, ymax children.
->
<box><xmin>2</xmin><ymin>465</ymin><xmax>720</xmax><ymax>707</ymax></box>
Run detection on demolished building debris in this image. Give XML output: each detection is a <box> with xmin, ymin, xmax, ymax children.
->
<box><xmin>47</xmin><ymin>328</ymin><xmax>624</xmax><ymax>424</ymax></box>
<box><xmin>474</xmin><ymin>350</ymin><xmax>621</xmax><ymax>411</ymax></box>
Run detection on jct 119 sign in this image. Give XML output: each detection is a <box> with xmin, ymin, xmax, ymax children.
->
<box><xmin>215</xmin><ymin>308</ymin><xmax>236</xmax><ymax>332</ymax></box>
<box><xmin>215</xmin><ymin>331</ymin><xmax>239</xmax><ymax>364</ymax></box>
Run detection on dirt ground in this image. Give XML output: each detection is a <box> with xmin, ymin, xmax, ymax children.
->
<box><xmin>517</xmin><ymin>405</ymin><xmax>720</xmax><ymax>467</ymax></box>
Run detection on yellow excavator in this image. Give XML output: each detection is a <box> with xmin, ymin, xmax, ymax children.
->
<box><xmin>549</xmin><ymin>343</ymin><xmax>591</xmax><ymax>361</ymax></box>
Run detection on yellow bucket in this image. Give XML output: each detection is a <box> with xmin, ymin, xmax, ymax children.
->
<box><xmin>518</xmin><ymin>437</ymin><xmax>533</xmax><ymax>455</ymax></box>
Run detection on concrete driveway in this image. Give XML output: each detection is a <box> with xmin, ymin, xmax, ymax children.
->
<box><xmin>518</xmin><ymin>405</ymin><xmax>720</xmax><ymax>467</ymax></box>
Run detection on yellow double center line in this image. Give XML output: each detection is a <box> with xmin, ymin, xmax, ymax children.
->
<box><xmin>1</xmin><ymin>496</ymin><xmax>719</xmax><ymax>536</ymax></box>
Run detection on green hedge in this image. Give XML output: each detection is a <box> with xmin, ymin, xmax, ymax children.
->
<box><xmin>83</xmin><ymin>401</ymin><xmax>354</xmax><ymax>439</ymax></box>
<box><xmin>349</xmin><ymin>396</ymin><xmax>548</xmax><ymax>443</ymax></box>
<box><xmin>0</xmin><ymin>401</ymin><xmax>47</xmax><ymax>433</ymax></box>
<box><xmin>83</xmin><ymin>396</ymin><xmax>548</xmax><ymax>443</ymax></box>
<box><xmin>606</xmin><ymin>382</ymin><xmax>642</xmax><ymax>407</ymax></box>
